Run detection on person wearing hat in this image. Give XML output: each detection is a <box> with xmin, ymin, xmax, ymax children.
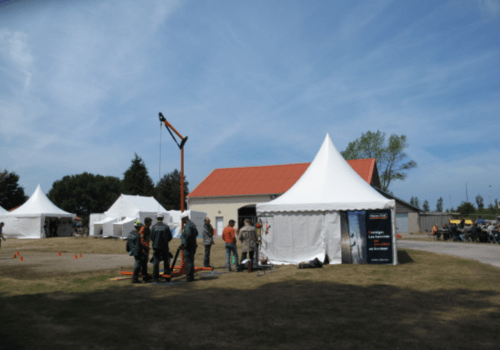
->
<box><xmin>180</xmin><ymin>212</ymin><xmax>198</xmax><ymax>282</ymax></box>
<box><xmin>151</xmin><ymin>213</ymin><xmax>173</xmax><ymax>282</ymax></box>
<box><xmin>128</xmin><ymin>220</ymin><xmax>147</xmax><ymax>284</ymax></box>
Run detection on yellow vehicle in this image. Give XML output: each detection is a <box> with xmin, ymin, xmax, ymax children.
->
<box><xmin>449</xmin><ymin>219</ymin><xmax>473</xmax><ymax>225</ymax></box>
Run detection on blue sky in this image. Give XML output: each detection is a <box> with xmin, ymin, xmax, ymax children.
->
<box><xmin>1</xmin><ymin>0</ymin><xmax>499</xmax><ymax>211</ymax></box>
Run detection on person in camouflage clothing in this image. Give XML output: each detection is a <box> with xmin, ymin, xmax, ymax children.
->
<box><xmin>139</xmin><ymin>217</ymin><xmax>153</xmax><ymax>282</ymax></box>
<box><xmin>128</xmin><ymin>220</ymin><xmax>146</xmax><ymax>284</ymax></box>
<box><xmin>150</xmin><ymin>213</ymin><xmax>172</xmax><ymax>282</ymax></box>
<box><xmin>180</xmin><ymin>212</ymin><xmax>198</xmax><ymax>282</ymax></box>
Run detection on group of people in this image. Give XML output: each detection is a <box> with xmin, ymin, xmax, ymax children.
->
<box><xmin>431</xmin><ymin>217</ymin><xmax>500</xmax><ymax>243</ymax></box>
<box><xmin>127</xmin><ymin>212</ymin><xmax>204</xmax><ymax>284</ymax></box>
<box><xmin>127</xmin><ymin>214</ymin><xmax>259</xmax><ymax>283</ymax></box>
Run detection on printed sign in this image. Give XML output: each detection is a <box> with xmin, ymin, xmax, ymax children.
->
<box><xmin>342</xmin><ymin>209</ymin><xmax>393</xmax><ymax>264</ymax></box>
<box><xmin>365</xmin><ymin>209</ymin><xmax>393</xmax><ymax>264</ymax></box>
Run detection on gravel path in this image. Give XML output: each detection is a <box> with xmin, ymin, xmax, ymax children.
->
<box><xmin>397</xmin><ymin>240</ymin><xmax>500</xmax><ymax>269</ymax></box>
<box><xmin>0</xmin><ymin>251</ymin><xmax>133</xmax><ymax>273</ymax></box>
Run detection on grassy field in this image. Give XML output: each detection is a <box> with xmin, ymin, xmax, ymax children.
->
<box><xmin>0</xmin><ymin>237</ymin><xmax>499</xmax><ymax>350</ymax></box>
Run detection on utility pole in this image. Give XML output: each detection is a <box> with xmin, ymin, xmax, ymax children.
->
<box><xmin>466</xmin><ymin>183</ymin><xmax>469</xmax><ymax>203</ymax></box>
<box><xmin>489</xmin><ymin>185</ymin><xmax>492</xmax><ymax>207</ymax></box>
<box><xmin>449</xmin><ymin>194</ymin><xmax>452</xmax><ymax>211</ymax></box>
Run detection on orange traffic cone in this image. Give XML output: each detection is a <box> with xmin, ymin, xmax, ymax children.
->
<box><xmin>58</xmin><ymin>251</ymin><xmax>61</xmax><ymax>256</ymax></box>
<box><xmin>16</xmin><ymin>251</ymin><xmax>19</xmax><ymax>255</ymax></box>
<box><xmin>79</xmin><ymin>253</ymin><xmax>82</xmax><ymax>258</ymax></box>
<box><xmin>20</xmin><ymin>256</ymin><xmax>24</xmax><ymax>261</ymax></box>
<box><xmin>74</xmin><ymin>254</ymin><xmax>78</xmax><ymax>259</ymax></box>
<box><xmin>14</xmin><ymin>253</ymin><xmax>17</xmax><ymax>258</ymax></box>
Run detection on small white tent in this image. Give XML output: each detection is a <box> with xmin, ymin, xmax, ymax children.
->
<box><xmin>90</xmin><ymin>194</ymin><xmax>169</xmax><ymax>237</ymax></box>
<box><xmin>0</xmin><ymin>185</ymin><xmax>76</xmax><ymax>238</ymax></box>
<box><xmin>256</xmin><ymin>134</ymin><xmax>396</xmax><ymax>265</ymax></box>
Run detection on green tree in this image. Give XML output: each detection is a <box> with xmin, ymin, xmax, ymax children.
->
<box><xmin>122</xmin><ymin>153</ymin><xmax>155</xmax><ymax>196</ymax></box>
<box><xmin>436</xmin><ymin>197</ymin><xmax>443</xmax><ymax>212</ymax></box>
<box><xmin>47</xmin><ymin>173</ymin><xmax>122</xmax><ymax>225</ymax></box>
<box><xmin>422</xmin><ymin>200</ymin><xmax>430</xmax><ymax>212</ymax></box>
<box><xmin>475</xmin><ymin>195</ymin><xmax>484</xmax><ymax>211</ymax></box>
<box><xmin>457</xmin><ymin>201</ymin><xmax>475</xmax><ymax>215</ymax></box>
<box><xmin>341</xmin><ymin>130</ymin><xmax>417</xmax><ymax>191</ymax></box>
<box><xmin>410</xmin><ymin>196</ymin><xmax>420</xmax><ymax>209</ymax></box>
<box><xmin>155</xmin><ymin>169</ymin><xmax>189</xmax><ymax>210</ymax></box>
<box><xmin>0</xmin><ymin>169</ymin><xmax>28</xmax><ymax>210</ymax></box>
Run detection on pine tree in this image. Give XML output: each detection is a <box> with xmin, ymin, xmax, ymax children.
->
<box><xmin>422</xmin><ymin>200</ymin><xmax>430</xmax><ymax>212</ymax></box>
<box><xmin>0</xmin><ymin>169</ymin><xmax>28</xmax><ymax>210</ymax></box>
<box><xmin>122</xmin><ymin>154</ymin><xmax>155</xmax><ymax>196</ymax></box>
<box><xmin>155</xmin><ymin>169</ymin><xmax>189</xmax><ymax>210</ymax></box>
<box><xmin>436</xmin><ymin>197</ymin><xmax>443</xmax><ymax>212</ymax></box>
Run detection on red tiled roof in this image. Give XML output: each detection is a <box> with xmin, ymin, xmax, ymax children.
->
<box><xmin>188</xmin><ymin>158</ymin><xmax>376</xmax><ymax>198</ymax></box>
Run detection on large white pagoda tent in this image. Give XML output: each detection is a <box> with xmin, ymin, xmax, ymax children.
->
<box><xmin>256</xmin><ymin>134</ymin><xmax>397</xmax><ymax>265</ymax></box>
<box><xmin>0</xmin><ymin>185</ymin><xmax>76</xmax><ymax>238</ymax></box>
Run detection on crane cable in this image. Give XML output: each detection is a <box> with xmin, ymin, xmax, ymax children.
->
<box><xmin>158</xmin><ymin>121</ymin><xmax>162</xmax><ymax>212</ymax></box>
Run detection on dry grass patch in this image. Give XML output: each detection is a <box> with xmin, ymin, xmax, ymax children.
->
<box><xmin>0</xmin><ymin>238</ymin><xmax>499</xmax><ymax>349</ymax></box>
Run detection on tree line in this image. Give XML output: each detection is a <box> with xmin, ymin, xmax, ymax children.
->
<box><xmin>409</xmin><ymin>195</ymin><xmax>499</xmax><ymax>215</ymax></box>
<box><xmin>0</xmin><ymin>153</ymin><xmax>188</xmax><ymax>226</ymax></box>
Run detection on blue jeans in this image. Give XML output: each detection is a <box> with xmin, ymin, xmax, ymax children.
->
<box><xmin>225</xmin><ymin>243</ymin><xmax>239</xmax><ymax>271</ymax></box>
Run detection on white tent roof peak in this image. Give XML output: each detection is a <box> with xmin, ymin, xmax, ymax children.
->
<box><xmin>257</xmin><ymin>134</ymin><xmax>395</xmax><ymax>212</ymax></box>
<box><xmin>7</xmin><ymin>184</ymin><xmax>75</xmax><ymax>217</ymax></box>
<box><xmin>0</xmin><ymin>205</ymin><xmax>7</xmax><ymax>214</ymax></box>
<box><xmin>104</xmin><ymin>194</ymin><xmax>168</xmax><ymax>219</ymax></box>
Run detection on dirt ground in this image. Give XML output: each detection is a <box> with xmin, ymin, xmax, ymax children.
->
<box><xmin>0</xmin><ymin>251</ymin><xmax>132</xmax><ymax>274</ymax></box>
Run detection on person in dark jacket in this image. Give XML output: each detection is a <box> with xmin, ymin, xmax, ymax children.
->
<box><xmin>180</xmin><ymin>212</ymin><xmax>198</xmax><ymax>282</ymax></box>
<box><xmin>150</xmin><ymin>213</ymin><xmax>172</xmax><ymax>282</ymax></box>
<box><xmin>202</xmin><ymin>217</ymin><xmax>214</xmax><ymax>268</ymax></box>
<box><xmin>128</xmin><ymin>220</ymin><xmax>146</xmax><ymax>284</ymax></box>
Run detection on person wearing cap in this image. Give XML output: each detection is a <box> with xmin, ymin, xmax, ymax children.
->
<box><xmin>222</xmin><ymin>220</ymin><xmax>239</xmax><ymax>271</ymax></box>
<box><xmin>139</xmin><ymin>217</ymin><xmax>153</xmax><ymax>282</ymax></box>
<box><xmin>202</xmin><ymin>217</ymin><xmax>214</xmax><ymax>268</ymax></box>
<box><xmin>180</xmin><ymin>212</ymin><xmax>198</xmax><ymax>282</ymax></box>
<box><xmin>151</xmin><ymin>213</ymin><xmax>173</xmax><ymax>282</ymax></box>
<box><xmin>128</xmin><ymin>220</ymin><xmax>147</xmax><ymax>284</ymax></box>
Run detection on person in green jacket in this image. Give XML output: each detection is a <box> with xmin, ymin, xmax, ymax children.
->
<box><xmin>180</xmin><ymin>212</ymin><xmax>198</xmax><ymax>282</ymax></box>
<box><xmin>128</xmin><ymin>220</ymin><xmax>145</xmax><ymax>284</ymax></box>
<box><xmin>150</xmin><ymin>213</ymin><xmax>172</xmax><ymax>282</ymax></box>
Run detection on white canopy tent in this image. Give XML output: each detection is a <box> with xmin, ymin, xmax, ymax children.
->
<box><xmin>112</xmin><ymin>217</ymin><xmax>135</xmax><ymax>238</ymax></box>
<box><xmin>90</xmin><ymin>194</ymin><xmax>169</xmax><ymax>237</ymax></box>
<box><xmin>256</xmin><ymin>134</ymin><xmax>396</xmax><ymax>265</ymax></box>
<box><xmin>0</xmin><ymin>185</ymin><xmax>76</xmax><ymax>238</ymax></box>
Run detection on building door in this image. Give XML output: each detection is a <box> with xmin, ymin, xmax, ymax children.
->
<box><xmin>396</xmin><ymin>213</ymin><xmax>409</xmax><ymax>233</ymax></box>
<box><xmin>216</xmin><ymin>217</ymin><xmax>224</xmax><ymax>236</ymax></box>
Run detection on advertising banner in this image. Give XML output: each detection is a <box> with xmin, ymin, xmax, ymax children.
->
<box><xmin>341</xmin><ymin>209</ymin><xmax>393</xmax><ymax>264</ymax></box>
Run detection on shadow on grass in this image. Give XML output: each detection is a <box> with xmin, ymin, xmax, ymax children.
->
<box><xmin>397</xmin><ymin>250</ymin><xmax>414</xmax><ymax>264</ymax></box>
<box><xmin>1</xmin><ymin>279</ymin><xmax>499</xmax><ymax>350</ymax></box>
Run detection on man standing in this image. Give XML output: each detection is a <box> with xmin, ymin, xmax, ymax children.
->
<box><xmin>202</xmin><ymin>217</ymin><xmax>214</xmax><ymax>268</ymax></box>
<box><xmin>128</xmin><ymin>220</ymin><xmax>146</xmax><ymax>284</ymax></box>
<box><xmin>180</xmin><ymin>212</ymin><xmax>198</xmax><ymax>282</ymax></box>
<box><xmin>150</xmin><ymin>213</ymin><xmax>172</xmax><ymax>282</ymax></box>
<box><xmin>0</xmin><ymin>222</ymin><xmax>6</xmax><ymax>249</ymax></box>
<box><xmin>238</xmin><ymin>219</ymin><xmax>257</xmax><ymax>270</ymax></box>
<box><xmin>222</xmin><ymin>220</ymin><xmax>239</xmax><ymax>272</ymax></box>
<box><xmin>139</xmin><ymin>217</ymin><xmax>153</xmax><ymax>282</ymax></box>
